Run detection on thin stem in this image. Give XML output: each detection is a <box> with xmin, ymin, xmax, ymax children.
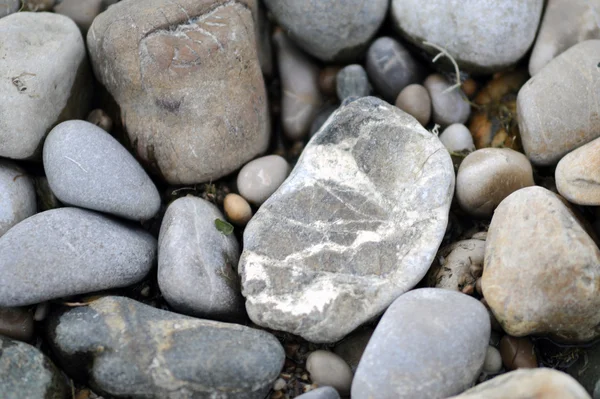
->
<box><xmin>422</xmin><ymin>41</ymin><xmax>462</xmax><ymax>94</ymax></box>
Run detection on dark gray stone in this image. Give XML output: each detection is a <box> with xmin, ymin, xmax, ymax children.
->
<box><xmin>158</xmin><ymin>196</ymin><xmax>244</xmax><ymax>322</ymax></box>
<box><xmin>296</xmin><ymin>387</ymin><xmax>340</xmax><ymax>399</ymax></box>
<box><xmin>263</xmin><ymin>0</ymin><xmax>388</xmax><ymax>62</ymax></box>
<box><xmin>0</xmin><ymin>159</ymin><xmax>36</xmax><ymax>238</ymax></box>
<box><xmin>365</xmin><ymin>37</ymin><xmax>422</xmax><ymax>102</ymax></box>
<box><xmin>0</xmin><ymin>335</ymin><xmax>67</xmax><ymax>399</ymax></box>
<box><xmin>239</xmin><ymin>97</ymin><xmax>455</xmax><ymax>343</ymax></box>
<box><xmin>352</xmin><ymin>288</ymin><xmax>490</xmax><ymax>399</ymax></box>
<box><xmin>44</xmin><ymin>120</ymin><xmax>161</xmax><ymax>221</ymax></box>
<box><xmin>47</xmin><ymin>296</ymin><xmax>285</xmax><ymax>399</ymax></box>
<box><xmin>309</xmin><ymin>105</ymin><xmax>338</xmax><ymax>138</ymax></box>
<box><xmin>0</xmin><ymin>207</ymin><xmax>156</xmax><ymax>307</ymax></box>
<box><xmin>336</xmin><ymin>64</ymin><xmax>371</xmax><ymax>101</ymax></box>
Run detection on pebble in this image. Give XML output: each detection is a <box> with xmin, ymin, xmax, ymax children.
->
<box><xmin>483</xmin><ymin>346</ymin><xmax>503</xmax><ymax>374</ymax></box>
<box><xmin>0</xmin><ymin>0</ymin><xmax>19</xmax><ymax>18</ymax></box>
<box><xmin>263</xmin><ymin>0</ymin><xmax>388</xmax><ymax>62</ymax></box>
<box><xmin>447</xmin><ymin>369</ymin><xmax>590</xmax><ymax>399</ymax></box>
<box><xmin>306</xmin><ymin>351</ymin><xmax>353</xmax><ymax>395</ymax></box>
<box><xmin>0</xmin><ymin>307</ymin><xmax>34</xmax><ymax>342</ymax></box>
<box><xmin>54</xmin><ymin>0</ymin><xmax>103</xmax><ymax>34</ymax></box>
<box><xmin>158</xmin><ymin>196</ymin><xmax>245</xmax><ymax>322</ymax></box>
<box><xmin>426</xmin><ymin>237</ymin><xmax>485</xmax><ymax>292</ymax></box>
<box><xmin>239</xmin><ymin>97</ymin><xmax>454</xmax><ymax>343</ymax></box>
<box><xmin>483</xmin><ymin>186</ymin><xmax>600</xmax><ymax>342</ymax></box>
<box><xmin>224</xmin><ymin>193</ymin><xmax>253</xmax><ymax>226</ymax></box>
<box><xmin>333</xmin><ymin>328</ymin><xmax>374</xmax><ymax>371</ymax></box>
<box><xmin>0</xmin><ymin>12</ymin><xmax>91</xmax><ymax>160</ymax></box>
<box><xmin>439</xmin><ymin>124</ymin><xmax>476</xmax><ymax>153</ymax></box>
<box><xmin>499</xmin><ymin>335</ymin><xmax>537</xmax><ymax>370</ymax></box>
<box><xmin>391</xmin><ymin>0</ymin><xmax>544</xmax><ymax>73</ymax></box>
<box><xmin>456</xmin><ymin>148</ymin><xmax>535</xmax><ymax>218</ymax></box>
<box><xmin>47</xmin><ymin>296</ymin><xmax>285</xmax><ymax>399</ymax></box>
<box><xmin>319</xmin><ymin>67</ymin><xmax>341</xmax><ymax>97</ymax></box>
<box><xmin>336</xmin><ymin>64</ymin><xmax>371</xmax><ymax>101</ymax></box>
<box><xmin>43</xmin><ymin>120</ymin><xmax>161</xmax><ymax>221</ymax></box>
<box><xmin>366</xmin><ymin>37</ymin><xmax>422</xmax><ymax>102</ymax></box>
<box><xmin>22</xmin><ymin>0</ymin><xmax>55</xmax><ymax>11</ymax></box>
<box><xmin>309</xmin><ymin>105</ymin><xmax>338</xmax><ymax>138</ymax></box>
<box><xmin>529</xmin><ymin>0</ymin><xmax>600</xmax><ymax>76</ymax></box>
<box><xmin>273</xmin><ymin>378</ymin><xmax>287</xmax><ymax>391</ymax></box>
<box><xmin>352</xmin><ymin>288</ymin><xmax>490</xmax><ymax>398</ymax></box>
<box><xmin>395</xmin><ymin>84</ymin><xmax>431</xmax><ymax>126</ymax></box>
<box><xmin>556</xmin><ymin>137</ymin><xmax>600</xmax><ymax>205</ymax></box>
<box><xmin>0</xmin><ymin>207</ymin><xmax>156</xmax><ymax>307</ymax></box>
<box><xmin>518</xmin><ymin>40</ymin><xmax>600</xmax><ymax>166</ymax></box>
<box><xmin>86</xmin><ymin>108</ymin><xmax>113</xmax><ymax>132</ymax></box>
<box><xmin>0</xmin><ymin>160</ymin><xmax>36</xmax><ymax>238</ymax></box>
<box><xmin>274</xmin><ymin>30</ymin><xmax>323</xmax><ymax>141</ymax></box>
<box><xmin>88</xmin><ymin>0</ymin><xmax>269</xmax><ymax>184</ymax></box>
<box><xmin>237</xmin><ymin>155</ymin><xmax>290</xmax><ymax>206</ymax></box>
<box><xmin>296</xmin><ymin>387</ymin><xmax>340</xmax><ymax>399</ymax></box>
<box><xmin>0</xmin><ymin>335</ymin><xmax>67</xmax><ymax>399</ymax></box>
<box><xmin>424</xmin><ymin>74</ymin><xmax>470</xmax><ymax>127</ymax></box>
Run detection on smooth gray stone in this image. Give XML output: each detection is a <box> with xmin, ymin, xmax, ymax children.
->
<box><xmin>336</xmin><ymin>64</ymin><xmax>371</xmax><ymax>101</ymax></box>
<box><xmin>0</xmin><ymin>335</ymin><xmax>67</xmax><ymax>399</ymax></box>
<box><xmin>0</xmin><ymin>207</ymin><xmax>156</xmax><ymax>307</ymax></box>
<box><xmin>352</xmin><ymin>288</ymin><xmax>490</xmax><ymax>399</ymax></box>
<box><xmin>237</xmin><ymin>155</ymin><xmax>290</xmax><ymax>206</ymax></box>
<box><xmin>424</xmin><ymin>74</ymin><xmax>470</xmax><ymax>127</ymax></box>
<box><xmin>366</xmin><ymin>37</ymin><xmax>422</xmax><ymax>102</ymax></box>
<box><xmin>239</xmin><ymin>97</ymin><xmax>455</xmax><ymax>343</ymax></box>
<box><xmin>0</xmin><ymin>12</ymin><xmax>91</xmax><ymax>160</ymax></box>
<box><xmin>43</xmin><ymin>120</ymin><xmax>160</xmax><ymax>221</ymax></box>
<box><xmin>0</xmin><ymin>160</ymin><xmax>36</xmax><ymax>238</ymax></box>
<box><xmin>47</xmin><ymin>296</ymin><xmax>285</xmax><ymax>399</ymax></box>
<box><xmin>296</xmin><ymin>387</ymin><xmax>340</xmax><ymax>399</ymax></box>
<box><xmin>158</xmin><ymin>196</ymin><xmax>244</xmax><ymax>322</ymax></box>
<box><xmin>263</xmin><ymin>0</ymin><xmax>388</xmax><ymax>62</ymax></box>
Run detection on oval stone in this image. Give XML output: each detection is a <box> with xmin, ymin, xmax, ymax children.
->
<box><xmin>424</xmin><ymin>74</ymin><xmax>470</xmax><ymax>127</ymax></box>
<box><xmin>556</xmin><ymin>137</ymin><xmax>600</xmax><ymax>205</ymax></box>
<box><xmin>237</xmin><ymin>155</ymin><xmax>290</xmax><ymax>206</ymax></box>
<box><xmin>0</xmin><ymin>160</ymin><xmax>36</xmax><ymax>238</ymax></box>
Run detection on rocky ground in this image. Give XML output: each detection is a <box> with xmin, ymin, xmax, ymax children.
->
<box><xmin>1</xmin><ymin>0</ymin><xmax>600</xmax><ymax>398</ymax></box>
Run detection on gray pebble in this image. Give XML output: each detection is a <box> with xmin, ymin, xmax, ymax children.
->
<box><xmin>54</xmin><ymin>0</ymin><xmax>104</xmax><ymax>34</ymax></box>
<box><xmin>483</xmin><ymin>346</ymin><xmax>503</xmax><ymax>374</ymax></box>
<box><xmin>395</xmin><ymin>84</ymin><xmax>431</xmax><ymax>126</ymax></box>
<box><xmin>439</xmin><ymin>123</ymin><xmax>476</xmax><ymax>153</ymax></box>
<box><xmin>336</xmin><ymin>64</ymin><xmax>371</xmax><ymax>101</ymax></box>
<box><xmin>334</xmin><ymin>328</ymin><xmax>374</xmax><ymax>371</ymax></box>
<box><xmin>0</xmin><ymin>0</ymin><xmax>20</xmax><ymax>18</ymax></box>
<box><xmin>0</xmin><ymin>160</ymin><xmax>36</xmax><ymax>238</ymax></box>
<box><xmin>306</xmin><ymin>350</ymin><xmax>353</xmax><ymax>395</ymax></box>
<box><xmin>237</xmin><ymin>155</ymin><xmax>290</xmax><ymax>206</ymax></box>
<box><xmin>158</xmin><ymin>196</ymin><xmax>244</xmax><ymax>322</ymax></box>
<box><xmin>366</xmin><ymin>37</ymin><xmax>422</xmax><ymax>102</ymax></box>
<box><xmin>296</xmin><ymin>387</ymin><xmax>341</xmax><ymax>399</ymax></box>
<box><xmin>0</xmin><ymin>207</ymin><xmax>156</xmax><ymax>307</ymax></box>
<box><xmin>424</xmin><ymin>74</ymin><xmax>470</xmax><ymax>127</ymax></box>
<box><xmin>43</xmin><ymin>120</ymin><xmax>161</xmax><ymax>221</ymax></box>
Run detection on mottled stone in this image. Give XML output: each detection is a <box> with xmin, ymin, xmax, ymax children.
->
<box><xmin>352</xmin><ymin>288</ymin><xmax>490</xmax><ymax>399</ymax></box>
<box><xmin>158</xmin><ymin>196</ymin><xmax>244</xmax><ymax>322</ymax></box>
<box><xmin>87</xmin><ymin>0</ymin><xmax>270</xmax><ymax>184</ymax></box>
<box><xmin>43</xmin><ymin>120</ymin><xmax>161</xmax><ymax>221</ymax></box>
<box><xmin>424</xmin><ymin>74</ymin><xmax>470</xmax><ymax>127</ymax></box>
<box><xmin>518</xmin><ymin>40</ymin><xmax>600</xmax><ymax>166</ymax></box>
<box><xmin>556</xmin><ymin>137</ymin><xmax>600</xmax><ymax>205</ymax></box>
<box><xmin>448</xmin><ymin>369</ymin><xmax>591</xmax><ymax>399</ymax></box>
<box><xmin>529</xmin><ymin>0</ymin><xmax>600</xmax><ymax>76</ymax></box>
<box><xmin>0</xmin><ymin>0</ymin><xmax>19</xmax><ymax>18</ymax></box>
<box><xmin>263</xmin><ymin>0</ymin><xmax>388</xmax><ymax>62</ymax></box>
<box><xmin>47</xmin><ymin>296</ymin><xmax>285</xmax><ymax>399</ymax></box>
<box><xmin>237</xmin><ymin>155</ymin><xmax>290</xmax><ymax>206</ymax></box>
<box><xmin>0</xmin><ymin>307</ymin><xmax>34</xmax><ymax>341</ymax></box>
<box><xmin>0</xmin><ymin>12</ymin><xmax>91</xmax><ymax>160</ymax></box>
<box><xmin>366</xmin><ymin>37</ymin><xmax>422</xmax><ymax>102</ymax></box>
<box><xmin>275</xmin><ymin>30</ymin><xmax>323</xmax><ymax>140</ymax></box>
<box><xmin>336</xmin><ymin>64</ymin><xmax>371</xmax><ymax>101</ymax></box>
<box><xmin>0</xmin><ymin>160</ymin><xmax>36</xmax><ymax>238</ymax></box>
<box><xmin>240</xmin><ymin>97</ymin><xmax>455</xmax><ymax>343</ymax></box>
<box><xmin>306</xmin><ymin>351</ymin><xmax>353</xmax><ymax>395</ymax></box>
<box><xmin>0</xmin><ymin>207</ymin><xmax>156</xmax><ymax>307</ymax></box>
<box><xmin>395</xmin><ymin>84</ymin><xmax>431</xmax><ymax>126</ymax></box>
<box><xmin>456</xmin><ymin>148</ymin><xmax>535</xmax><ymax>218</ymax></box>
<box><xmin>391</xmin><ymin>0</ymin><xmax>544</xmax><ymax>73</ymax></box>
<box><xmin>426</xmin><ymin>237</ymin><xmax>486</xmax><ymax>292</ymax></box>
<box><xmin>483</xmin><ymin>186</ymin><xmax>600</xmax><ymax>342</ymax></box>
<box><xmin>334</xmin><ymin>328</ymin><xmax>374</xmax><ymax>371</ymax></box>
<box><xmin>54</xmin><ymin>0</ymin><xmax>103</xmax><ymax>34</ymax></box>
<box><xmin>0</xmin><ymin>335</ymin><xmax>67</xmax><ymax>399</ymax></box>
<box><xmin>296</xmin><ymin>387</ymin><xmax>340</xmax><ymax>399</ymax></box>
<box><xmin>439</xmin><ymin>124</ymin><xmax>476</xmax><ymax>153</ymax></box>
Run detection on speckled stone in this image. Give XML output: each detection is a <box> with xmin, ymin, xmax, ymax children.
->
<box><xmin>47</xmin><ymin>296</ymin><xmax>285</xmax><ymax>399</ymax></box>
<box><xmin>237</xmin><ymin>155</ymin><xmax>290</xmax><ymax>206</ymax></box>
<box><xmin>556</xmin><ymin>137</ymin><xmax>600</xmax><ymax>205</ymax></box>
<box><xmin>0</xmin><ymin>159</ymin><xmax>36</xmax><ymax>238</ymax></box>
<box><xmin>424</xmin><ymin>74</ymin><xmax>470</xmax><ymax>127</ymax></box>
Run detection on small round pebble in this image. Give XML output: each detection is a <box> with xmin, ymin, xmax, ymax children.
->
<box><xmin>483</xmin><ymin>346</ymin><xmax>503</xmax><ymax>373</ymax></box>
<box><xmin>319</xmin><ymin>67</ymin><xmax>340</xmax><ymax>97</ymax></box>
<box><xmin>237</xmin><ymin>155</ymin><xmax>290</xmax><ymax>206</ymax></box>
<box><xmin>499</xmin><ymin>335</ymin><xmax>538</xmax><ymax>370</ymax></box>
<box><xmin>273</xmin><ymin>378</ymin><xmax>286</xmax><ymax>391</ymax></box>
<box><xmin>439</xmin><ymin>123</ymin><xmax>476</xmax><ymax>153</ymax></box>
<box><xmin>424</xmin><ymin>74</ymin><xmax>470</xmax><ymax>127</ymax></box>
<box><xmin>336</xmin><ymin>64</ymin><xmax>371</xmax><ymax>101</ymax></box>
<box><xmin>395</xmin><ymin>84</ymin><xmax>431</xmax><ymax>126</ymax></box>
<box><xmin>87</xmin><ymin>108</ymin><xmax>113</xmax><ymax>132</ymax></box>
<box><xmin>224</xmin><ymin>193</ymin><xmax>253</xmax><ymax>226</ymax></box>
<box><xmin>462</xmin><ymin>78</ymin><xmax>478</xmax><ymax>98</ymax></box>
<box><xmin>295</xmin><ymin>386</ymin><xmax>340</xmax><ymax>399</ymax></box>
<box><xmin>306</xmin><ymin>350</ymin><xmax>353</xmax><ymax>395</ymax></box>
<box><xmin>0</xmin><ymin>307</ymin><xmax>34</xmax><ymax>341</ymax></box>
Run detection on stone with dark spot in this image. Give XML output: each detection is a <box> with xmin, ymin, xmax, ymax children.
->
<box><xmin>239</xmin><ymin>97</ymin><xmax>455</xmax><ymax>343</ymax></box>
<box><xmin>87</xmin><ymin>0</ymin><xmax>270</xmax><ymax>184</ymax></box>
<box><xmin>47</xmin><ymin>296</ymin><xmax>285</xmax><ymax>399</ymax></box>
<box><xmin>0</xmin><ymin>335</ymin><xmax>68</xmax><ymax>399</ymax></box>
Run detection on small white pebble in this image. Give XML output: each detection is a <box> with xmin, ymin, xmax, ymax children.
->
<box><xmin>483</xmin><ymin>345</ymin><xmax>503</xmax><ymax>373</ymax></box>
<box><xmin>439</xmin><ymin>123</ymin><xmax>475</xmax><ymax>153</ymax></box>
<box><xmin>273</xmin><ymin>378</ymin><xmax>287</xmax><ymax>391</ymax></box>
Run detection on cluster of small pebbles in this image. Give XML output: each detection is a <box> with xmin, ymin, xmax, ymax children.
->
<box><xmin>2</xmin><ymin>0</ymin><xmax>600</xmax><ymax>398</ymax></box>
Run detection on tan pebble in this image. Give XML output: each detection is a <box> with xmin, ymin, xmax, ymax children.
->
<box><xmin>271</xmin><ymin>390</ymin><xmax>283</xmax><ymax>399</ymax></box>
<box><xmin>273</xmin><ymin>378</ymin><xmax>287</xmax><ymax>391</ymax></box>
<box><xmin>462</xmin><ymin>284</ymin><xmax>475</xmax><ymax>295</ymax></box>
<box><xmin>395</xmin><ymin>84</ymin><xmax>431</xmax><ymax>126</ymax></box>
<box><xmin>319</xmin><ymin>66</ymin><xmax>340</xmax><ymax>97</ymax></box>
<box><xmin>306</xmin><ymin>350</ymin><xmax>353</xmax><ymax>395</ymax></box>
<box><xmin>223</xmin><ymin>193</ymin><xmax>252</xmax><ymax>226</ymax></box>
<box><xmin>499</xmin><ymin>335</ymin><xmax>537</xmax><ymax>370</ymax></box>
<box><xmin>87</xmin><ymin>109</ymin><xmax>113</xmax><ymax>132</ymax></box>
<box><xmin>461</xmin><ymin>78</ymin><xmax>477</xmax><ymax>98</ymax></box>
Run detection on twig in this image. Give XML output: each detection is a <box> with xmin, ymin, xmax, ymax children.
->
<box><xmin>422</xmin><ymin>41</ymin><xmax>462</xmax><ymax>94</ymax></box>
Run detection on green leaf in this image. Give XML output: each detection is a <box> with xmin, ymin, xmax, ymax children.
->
<box><xmin>215</xmin><ymin>218</ymin><xmax>234</xmax><ymax>235</ymax></box>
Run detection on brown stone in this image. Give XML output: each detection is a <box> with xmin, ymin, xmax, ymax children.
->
<box><xmin>556</xmin><ymin>137</ymin><xmax>600</xmax><ymax>205</ymax></box>
<box><xmin>87</xmin><ymin>109</ymin><xmax>113</xmax><ymax>132</ymax></box>
<box><xmin>319</xmin><ymin>66</ymin><xmax>340</xmax><ymax>97</ymax></box>
<box><xmin>87</xmin><ymin>0</ymin><xmax>270</xmax><ymax>184</ymax></box>
<box><xmin>395</xmin><ymin>84</ymin><xmax>431</xmax><ymax>126</ymax></box>
<box><xmin>224</xmin><ymin>193</ymin><xmax>253</xmax><ymax>226</ymax></box>
<box><xmin>0</xmin><ymin>306</ymin><xmax>34</xmax><ymax>341</ymax></box>
<box><xmin>499</xmin><ymin>335</ymin><xmax>537</xmax><ymax>370</ymax></box>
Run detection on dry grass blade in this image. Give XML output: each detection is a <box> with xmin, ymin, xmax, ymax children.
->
<box><xmin>422</xmin><ymin>41</ymin><xmax>462</xmax><ymax>94</ymax></box>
